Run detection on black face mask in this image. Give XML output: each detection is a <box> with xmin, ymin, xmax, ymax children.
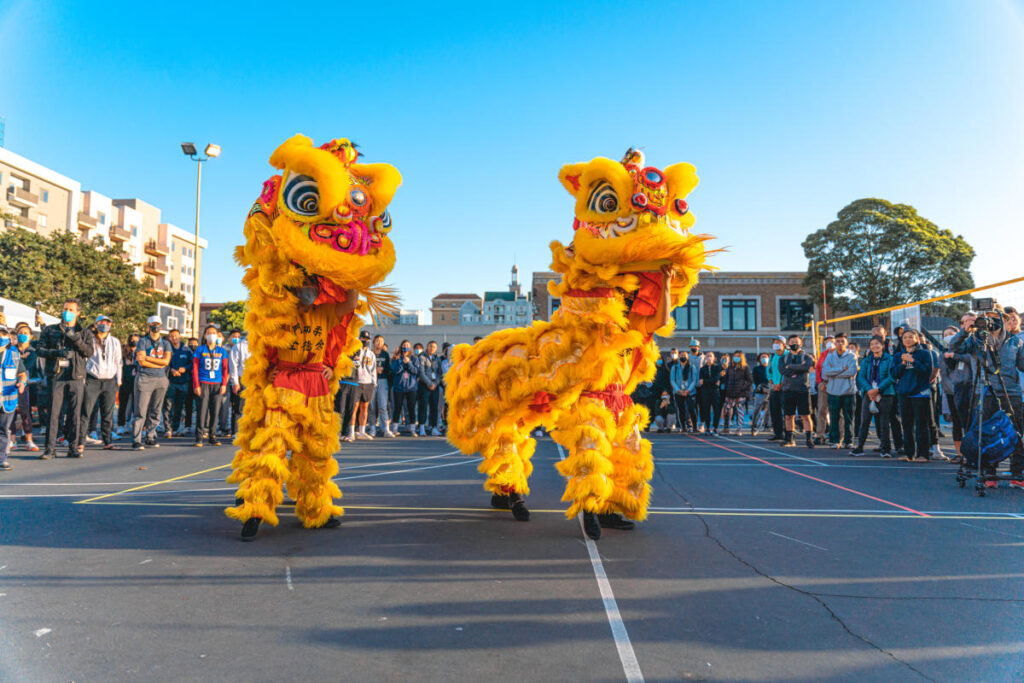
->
<box><xmin>789</xmin><ymin>343</ymin><xmax>801</xmax><ymax>352</ymax></box>
<box><xmin>149</xmin><ymin>324</ymin><xmax>161</xmax><ymax>334</ymax></box>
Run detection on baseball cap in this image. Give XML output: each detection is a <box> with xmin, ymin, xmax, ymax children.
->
<box><xmin>358</xmin><ymin>330</ymin><xmax>371</xmax><ymax>341</ymax></box>
<box><xmin>688</xmin><ymin>338</ymin><xmax>701</xmax><ymax>346</ymax></box>
<box><xmin>95</xmin><ymin>315</ymin><xmax>112</xmax><ymax>323</ymax></box>
<box><xmin>146</xmin><ymin>315</ymin><xmax>162</xmax><ymax>325</ymax></box>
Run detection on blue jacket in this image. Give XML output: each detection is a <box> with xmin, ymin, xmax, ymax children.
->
<box><xmin>890</xmin><ymin>347</ymin><xmax>934</xmax><ymax>396</ymax></box>
<box><xmin>670</xmin><ymin>361</ymin><xmax>698</xmax><ymax>394</ymax></box>
<box><xmin>391</xmin><ymin>355</ymin><xmax>420</xmax><ymax>393</ymax></box>
<box><xmin>856</xmin><ymin>353</ymin><xmax>895</xmax><ymax>396</ymax></box>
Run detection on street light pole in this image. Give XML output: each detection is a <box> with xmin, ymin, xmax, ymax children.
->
<box><xmin>181</xmin><ymin>142</ymin><xmax>220</xmax><ymax>337</ymax></box>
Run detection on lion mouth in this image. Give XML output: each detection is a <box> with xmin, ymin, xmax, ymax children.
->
<box><xmin>308</xmin><ymin>219</ymin><xmax>381</xmax><ymax>256</ymax></box>
<box><xmin>573</xmin><ymin>214</ymin><xmax>686</xmax><ymax>239</ymax></box>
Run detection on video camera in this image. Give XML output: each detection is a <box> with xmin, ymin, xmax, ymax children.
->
<box><xmin>970</xmin><ymin>298</ymin><xmax>1002</xmax><ymax>336</ymax></box>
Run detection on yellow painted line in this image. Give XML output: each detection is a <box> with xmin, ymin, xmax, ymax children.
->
<box><xmin>74</xmin><ymin>463</ymin><xmax>232</xmax><ymax>504</ymax></box>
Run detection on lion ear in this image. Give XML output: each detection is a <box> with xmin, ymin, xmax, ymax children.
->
<box><xmin>351</xmin><ymin>162</ymin><xmax>403</xmax><ymax>216</ymax></box>
<box><xmin>664</xmin><ymin>162</ymin><xmax>699</xmax><ymax>199</ymax></box>
<box><xmin>557</xmin><ymin>163</ymin><xmax>588</xmax><ymax>197</ymax></box>
<box><xmin>269</xmin><ymin>134</ymin><xmax>313</xmax><ymax>169</ymax></box>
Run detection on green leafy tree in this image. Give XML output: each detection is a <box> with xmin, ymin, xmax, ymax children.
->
<box><xmin>0</xmin><ymin>229</ymin><xmax>186</xmax><ymax>334</ymax></box>
<box><xmin>207</xmin><ymin>300</ymin><xmax>247</xmax><ymax>332</ymax></box>
<box><xmin>803</xmin><ymin>198</ymin><xmax>975</xmax><ymax>317</ymax></box>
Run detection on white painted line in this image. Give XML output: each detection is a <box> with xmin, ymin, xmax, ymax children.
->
<box><xmin>285</xmin><ymin>565</ymin><xmax>294</xmax><ymax>591</ymax></box>
<box><xmin>139</xmin><ymin>559</ymin><xmax>152</xmax><ymax>565</ymax></box>
<box><xmin>768</xmin><ymin>531</ymin><xmax>829</xmax><ymax>551</ymax></box>
<box><xmin>338</xmin><ymin>458</ymin><xmax>480</xmax><ymax>481</ymax></box>
<box><xmin>34</xmin><ymin>628</ymin><xmax>51</xmax><ymax>637</ymax></box>
<box><xmin>555</xmin><ymin>443</ymin><xmax>644</xmax><ymax>683</ymax></box>
<box><xmin>714</xmin><ymin>435</ymin><xmax>829</xmax><ymax>466</ymax></box>
<box><xmin>338</xmin><ymin>450</ymin><xmax>461</xmax><ymax>471</ymax></box>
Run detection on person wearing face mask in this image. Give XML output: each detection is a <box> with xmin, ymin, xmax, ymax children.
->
<box><xmin>890</xmin><ymin>328</ymin><xmax>935</xmax><ymax>463</ymax></box>
<box><xmin>749</xmin><ymin>352</ymin><xmax>771</xmax><ymax>436</ymax></box>
<box><xmin>183</xmin><ymin>337</ymin><xmax>200</xmax><ymax>433</ymax></box>
<box><xmin>779</xmin><ymin>335</ymin><xmax>815</xmax><ymax>448</ymax></box>
<box><xmin>116</xmin><ymin>334</ymin><xmax>140</xmax><ymax>434</ymax></box>
<box><xmin>353</xmin><ymin>331</ymin><xmax>377</xmax><ymax>440</ymax></box>
<box><xmin>950</xmin><ymin>306</ymin><xmax>1024</xmax><ymax>486</ymax></box>
<box><xmin>812</xmin><ymin>336</ymin><xmax>835</xmax><ymax>446</ymax></box>
<box><xmin>369</xmin><ymin>335</ymin><xmax>395</xmax><ymax>438</ymax></box>
<box><xmin>78</xmin><ymin>315</ymin><xmax>122</xmax><ymax>452</ymax></box>
<box><xmin>670</xmin><ymin>350</ymin><xmax>698</xmax><ymax>432</ymax></box>
<box><xmin>36</xmin><ymin>298</ymin><xmax>95</xmax><ymax>459</ymax></box>
<box><xmin>192</xmin><ymin>324</ymin><xmax>229</xmax><ymax>447</ymax></box>
<box><xmin>697</xmin><ymin>352</ymin><xmax>723</xmax><ymax>435</ymax></box>
<box><xmin>766</xmin><ymin>336</ymin><xmax>788</xmax><ymax>441</ymax></box>
<box><xmin>417</xmin><ymin>341</ymin><xmax>443</xmax><ymax>437</ymax></box>
<box><xmin>942</xmin><ymin>318</ymin><xmax>975</xmax><ymax>462</ymax></box>
<box><xmin>12</xmin><ymin>323</ymin><xmax>40</xmax><ymax>452</ymax></box>
<box><xmin>821</xmin><ymin>333</ymin><xmax>858</xmax><ymax>449</ymax></box>
<box><xmin>391</xmin><ymin>340</ymin><xmax>420</xmax><ymax>435</ymax></box>
<box><xmin>688</xmin><ymin>339</ymin><xmax>704</xmax><ymax>371</ymax></box>
<box><xmin>162</xmin><ymin>329</ymin><xmax>191</xmax><ymax>438</ymax></box>
<box><xmin>132</xmin><ymin>315</ymin><xmax>172</xmax><ymax>450</ymax></box>
<box><xmin>0</xmin><ymin>325</ymin><xmax>28</xmax><ymax>470</ymax></box>
<box><xmin>852</xmin><ymin>335</ymin><xmax>896</xmax><ymax>457</ymax></box>
<box><xmin>720</xmin><ymin>351</ymin><xmax>753</xmax><ymax>435</ymax></box>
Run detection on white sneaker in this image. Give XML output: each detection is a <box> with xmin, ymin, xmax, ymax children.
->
<box><xmin>384</xmin><ymin>429</ymin><xmax>397</xmax><ymax>438</ymax></box>
<box><xmin>430</xmin><ymin>427</ymin><xmax>441</xmax><ymax>437</ymax></box>
<box><xmin>418</xmin><ymin>425</ymin><xmax>426</xmax><ymax>437</ymax></box>
<box><xmin>356</xmin><ymin>429</ymin><xmax>373</xmax><ymax>440</ymax></box>
<box><xmin>342</xmin><ymin>429</ymin><xmax>356</xmax><ymax>443</ymax></box>
<box><xmin>932</xmin><ymin>444</ymin><xmax>949</xmax><ymax>460</ymax></box>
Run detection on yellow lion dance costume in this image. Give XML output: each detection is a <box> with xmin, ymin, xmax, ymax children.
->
<box><xmin>446</xmin><ymin>149</ymin><xmax>708</xmax><ymax>540</ymax></box>
<box><xmin>225</xmin><ymin>134</ymin><xmax>401</xmax><ymax>541</ymax></box>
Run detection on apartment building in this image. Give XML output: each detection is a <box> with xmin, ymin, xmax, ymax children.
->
<box><xmin>0</xmin><ymin>147</ymin><xmax>207</xmax><ymax>332</ymax></box>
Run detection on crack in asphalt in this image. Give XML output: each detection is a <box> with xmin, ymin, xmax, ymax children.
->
<box><xmin>810</xmin><ymin>592</ymin><xmax>1024</xmax><ymax>604</ymax></box>
<box><xmin>655</xmin><ymin>469</ymin><xmax>936</xmax><ymax>682</ymax></box>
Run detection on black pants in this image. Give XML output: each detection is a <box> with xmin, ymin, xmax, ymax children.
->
<box><xmin>856</xmin><ymin>394</ymin><xmax>894</xmax><ymax>451</ymax></box>
<box><xmin>195</xmin><ymin>384</ymin><xmax>224</xmax><ymax>443</ymax></box>
<box><xmin>951</xmin><ymin>383</ymin><xmax>972</xmax><ymax>443</ymax></box>
<box><xmin>184</xmin><ymin>389</ymin><xmax>196</xmax><ymax>428</ymax></box>
<box><xmin>417</xmin><ymin>384</ymin><xmax>439</xmax><ymax>429</ymax></box>
<box><xmin>46</xmin><ymin>378</ymin><xmax>84</xmax><ymax>454</ymax></box>
<box><xmin>393</xmin><ymin>390</ymin><xmax>417</xmax><ymax>426</ymax></box>
<box><xmin>163</xmin><ymin>382</ymin><xmax>189</xmax><ymax>433</ymax></box>
<box><xmin>80</xmin><ymin>376</ymin><xmax>117</xmax><ymax>446</ymax></box>
<box><xmin>899</xmin><ymin>396</ymin><xmax>932</xmax><ymax>460</ymax></box>
<box><xmin>977</xmin><ymin>392</ymin><xmax>1024</xmax><ymax>477</ymax></box>
<box><xmin>674</xmin><ymin>393</ymin><xmax>696</xmax><ymax>431</ymax></box>
<box><xmin>230</xmin><ymin>387</ymin><xmax>245</xmax><ymax>434</ymax></box>
<box><xmin>769</xmin><ymin>389</ymin><xmax>784</xmax><ymax>437</ymax></box>
<box><xmin>700</xmin><ymin>389</ymin><xmax>721</xmax><ymax>432</ymax></box>
<box><xmin>117</xmin><ymin>377</ymin><xmax>134</xmax><ymax>427</ymax></box>
<box><xmin>888</xmin><ymin>400</ymin><xmax>904</xmax><ymax>451</ymax></box>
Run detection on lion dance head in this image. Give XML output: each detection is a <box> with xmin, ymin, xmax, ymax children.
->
<box><xmin>549</xmin><ymin>148</ymin><xmax>708</xmax><ymax>315</ymax></box>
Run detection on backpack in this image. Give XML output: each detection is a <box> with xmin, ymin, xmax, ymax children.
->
<box><xmin>961</xmin><ymin>391</ymin><xmax>1019</xmax><ymax>466</ymax></box>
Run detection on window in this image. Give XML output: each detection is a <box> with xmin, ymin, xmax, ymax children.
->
<box><xmin>132</xmin><ymin>227</ymin><xmax>138</xmax><ymax>236</ymax></box>
<box><xmin>98</xmin><ymin>212</ymin><xmax>106</xmax><ymax>225</ymax></box>
<box><xmin>722</xmin><ymin>299</ymin><xmax>758</xmax><ymax>331</ymax></box>
<box><xmin>673</xmin><ymin>299</ymin><xmax>700</xmax><ymax>331</ymax></box>
<box><xmin>42</xmin><ymin>190</ymin><xmax>49</xmax><ymax>202</ymax></box>
<box><xmin>171</xmin><ymin>243</ymin><xmax>176</xmax><ymax>252</ymax></box>
<box><xmin>779</xmin><ymin>299</ymin><xmax>812</xmax><ymax>331</ymax></box>
<box><xmin>39</xmin><ymin>215</ymin><xmax>47</xmax><ymax>228</ymax></box>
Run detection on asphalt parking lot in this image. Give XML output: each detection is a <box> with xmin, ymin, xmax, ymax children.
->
<box><xmin>1</xmin><ymin>430</ymin><xmax>1022</xmax><ymax>682</ymax></box>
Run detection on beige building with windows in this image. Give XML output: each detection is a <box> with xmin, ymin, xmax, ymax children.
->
<box><xmin>0</xmin><ymin>147</ymin><xmax>206</xmax><ymax>331</ymax></box>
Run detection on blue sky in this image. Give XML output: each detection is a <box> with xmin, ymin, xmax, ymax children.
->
<box><xmin>2</xmin><ymin>0</ymin><xmax>1023</xmax><ymax>311</ymax></box>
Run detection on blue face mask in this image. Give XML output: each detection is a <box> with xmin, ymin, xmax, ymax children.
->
<box><xmin>0</xmin><ymin>338</ymin><xmax>9</xmax><ymax>348</ymax></box>
<box><xmin>17</xmin><ymin>333</ymin><xmax>30</xmax><ymax>344</ymax></box>
<box><xmin>62</xmin><ymin>310</ymin><xmax>76</xmax><ymax>323</ymax></box>
<box><xmin>733</xmin><ymin>355</ymin><xmax>742</xmax><ymax>363</ymax></box>
<box><xmin>414</xmin><ymin>349</ymin><xmax>422</xmax><ymax>355</ymax></box>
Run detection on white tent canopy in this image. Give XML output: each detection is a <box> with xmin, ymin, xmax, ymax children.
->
<box><xmin>0</xmin><ymin>296</ymin><xmax>60</xmax><ymax>331</ymax></box>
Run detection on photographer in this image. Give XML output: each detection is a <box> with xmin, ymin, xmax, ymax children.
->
<box><xmin>36</xmin><ymin>299</ymin><xmax>95</xmax><ymax>459</ymax></box>
<box><xmin>890</xmin><ymin>329</ymin><xmax>934</xmax><ymax>462</ymax></box>
<box><xmin>950</xmin><ymin>306</ymin><xmax>1024</xmax><ymax>487</ymax></box>
<box><xmin>391</xmin><ymin>340</ymin><xmax>420</xmax><ymax>436</ymax></box>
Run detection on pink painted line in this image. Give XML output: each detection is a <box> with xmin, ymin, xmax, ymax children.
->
<box><xmin>685</xmin><ymin>435</ymin><xmax>931</xmax><ymax>518</ymax></box>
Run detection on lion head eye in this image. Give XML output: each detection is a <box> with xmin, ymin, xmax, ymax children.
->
<box><xmin>350</xmin><ymin>188</ymin><xmax>368</xmax><ymax>207</ymax></box>
<box><xmin>282</xmin><ymin>173</ymin><xmax>320</xmax><ymax>217</ymax></box>
<box><xmin>586</xmin><ymin>181</ymin><xmax>619</xmax><ymax>214</ymax></box>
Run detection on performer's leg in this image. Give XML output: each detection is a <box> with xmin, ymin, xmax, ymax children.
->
<box><xmin>226</xmin><ymin>387</ymin><xmax>297</xmax><ymax>527</ymax></box>
<box><xmin>477</xmin><ymin>421</ymin><xmax>536</xmax><ymax>499</ymax></box>
<box><xmin>286</xmin><ymin>392</ymin><xmax>343</xmax><ymax>528</ymax></box>
<box><xmin>606</xmin><ymin>403</ymin><xmax>654</xmax><ymax>521</ymax></box>
<box><xmin>551</xmin><ymin>399</ymin><xmax>616</xmax><ymax>519</ymax></box>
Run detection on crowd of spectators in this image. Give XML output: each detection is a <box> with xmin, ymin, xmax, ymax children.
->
<box><xmin>0</xmin><ymin>298</ymin><xmax>251</xmax><ymax>468</ymax></box>
<box><xmin>633</xmin><ymin>311</ymin><xmax>1024</xmax><ymax>489</ymax></box>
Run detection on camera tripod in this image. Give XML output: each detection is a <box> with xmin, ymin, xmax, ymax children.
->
<box><xmin>954</xmin><ymin>329</ymin><xmax>1022</xmax><ymax>496</ymax></box>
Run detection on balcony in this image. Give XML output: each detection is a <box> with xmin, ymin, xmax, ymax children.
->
<box><xmin>77</xmin><ymin>212</ymin><xmax>98</xmax><ymax>230</ymax></box>
<box><xmin>144</xmin><ymin>258</ymin><xmax>168</xmax><ymax>276</ymax></box>
<box><xmin>6</xmin><ymin>187</ymin><xmax>39</xmax><ymax>208</ymax></box>
<box><xmin>109</xmin><ymin>225</ymin><xmax>131</xmax><ymax>242</ymax></box>
<box><xmin>144</xmin><ymin>239</ymin><xmax>169</xmax><ymax>256</ymax></box>
<box><xmin>15</xmin><ymin>217</ymin><xmax>38</xmax><ymax>231</ymax></box>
